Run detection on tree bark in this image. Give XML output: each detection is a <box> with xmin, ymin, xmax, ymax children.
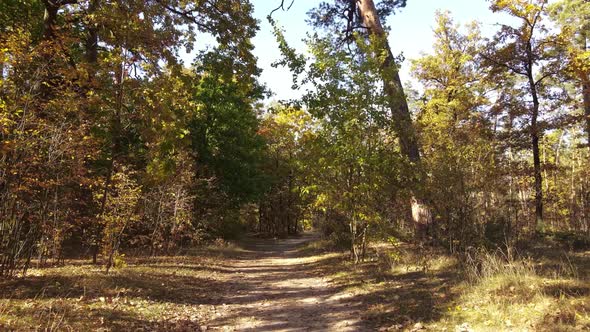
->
<box><xmin>85</xmin><ymin>0</ymin><xmax>99</xmax><ymax>81</ymax></box>
<box><xmin>39</xmin><ymin>0</ymin><xmax>60</xmax><ymax>103</ymax></box>
<box><xmin>42</xmin><ymin>0</ymin><xmax>59</xmax><ymax>41</ymax></box>
<box><xmin>356</xmin><ymin>0</ymin><xmax>421</xmax><ymax>163</ymax></box>
<box><xmin>582</xmin><ymin>30</ymin><xmax>590</xmax><ymax>151</ymax></box>
<box><xmin>583</xmin><ymin>78</ymin><xmax>590</xmax><ymax>150</ymax></box>
<box><xmin>526</xmin><ymin>56</ymin><xmax>544</xmax><ymax>231</ymax></box>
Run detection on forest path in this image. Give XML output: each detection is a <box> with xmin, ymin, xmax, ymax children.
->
<box><xmin>201</xmin><ymin>233</ymin><xmax>367</xmax><ymax>331</ymax></box>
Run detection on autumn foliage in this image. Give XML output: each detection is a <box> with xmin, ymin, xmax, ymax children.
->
<box><xmin>1</xmin><ymin>0</ymin><xmax>589</xmax><ymax>280</ymax></box>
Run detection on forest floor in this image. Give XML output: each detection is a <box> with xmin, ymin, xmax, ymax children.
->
<box><xmin>1</xmin><ymin>233</ymin><xmax>589</xmax><ymax>331</ymax></box>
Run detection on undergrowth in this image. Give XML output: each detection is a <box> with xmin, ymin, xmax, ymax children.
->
<box><xmin>315</xmin><ymin>234</ymin><xmax>590</xmax><ymax>331</ymax></box>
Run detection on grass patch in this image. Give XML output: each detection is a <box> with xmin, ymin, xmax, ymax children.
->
<box><xmin>0</xmin><ymin>252</ymin><xmax>238</xmax><ymax>331</ymax></box>
<box><xmin>296</xmin><ymin>238</ymin><xmax>347</xmax><ymax>256</ymax></box>
<box><xmin>317</xmin><ymin>239</ymin><xmax>590</xmax><ymax>331</ymax></box>
<box><xmin>435</xmin><ymin>275</ymin><xmax>589</xmax><ymax>331</ymax></box>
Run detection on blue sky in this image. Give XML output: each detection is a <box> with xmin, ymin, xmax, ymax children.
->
<box><xmin>249</xmin><ymin>0</ymin><xmax>518</xmax><ymax>101</ymax></box>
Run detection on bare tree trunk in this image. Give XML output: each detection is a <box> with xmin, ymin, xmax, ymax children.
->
<box><xmin>583</xmin><ymin>79</ymin><xmax>590</xmax><ymax>150</ymax></box>
<box><xmin>360</xmin><ymin>224</ymin><xmax>367</xmax><ymax>262</ymax></box>
<box><xmin>350</xmin><ymin>218</ymin><xmax>358</xmax><ymax>263</ymax></box>
<box><xmin>526</xmin><ymin>53</ymin><xmax>544</xmax><ymax>231</ymax></box>
<box><xmin>532</xmin><ymin>127</ymin><xmax>544</xmax><ymax>230</ymax></box>
<box><xmin>582</xmin><ymin>32</ymin><xmax>590</xmax><ymax>152</ymax></box>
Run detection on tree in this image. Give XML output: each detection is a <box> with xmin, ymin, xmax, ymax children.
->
<box><xmin>187</xmin><ymin>48</ymin><xmax>268</xmax><ymax>238</ymax></box>
<box><xmin>98</xmin><ymin>167</ymin><xmax>140</xmax><ymax>273</ymax></box>
<box><xmin>550</xmin><ymin>0</ymin><xmax>590</xmax><ymax>149</ymax></box>
<box><xmin>257</xmin><ymin>106</ymin><xmax>316</xmax><ymax>235</ymax></box>
<box><xmin>1</xmin><ymin>0</ymin><xmax>266</xmax><ymax>274</ymax></box>
<box><xmin>305</xmin><ymin>0</ymin><xmax>431</xmax><ymax>228</ymax></box>
<box><xmin>300</xmin><ymin>27</ymin><xmax>405</xmax><ymax>260</ymax></box>
<box><xmin>412</xmin><ymin>11</ymin><xmax>497</xmax><ymax>246</ymax></box>
<box><xmin>483</xmin><ymin>0</ymin><xmax>566</xmax><ymax>230</ymax></box>
<box><xmin>354</xmin><ymin>0</ymin><xmax>419</xmax><ymax>162</ymax></box>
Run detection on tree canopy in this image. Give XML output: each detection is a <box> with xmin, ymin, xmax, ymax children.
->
<box><xmin>1</xmin><ymin>0</ymin><xmax>588</xmax><ymax>277</ymax></box>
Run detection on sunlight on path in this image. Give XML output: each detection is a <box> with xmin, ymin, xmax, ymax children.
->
<box><xmin>202</xmin><ymin>234</ymin><xmax>366</xmax><ymax>331</ymax></box>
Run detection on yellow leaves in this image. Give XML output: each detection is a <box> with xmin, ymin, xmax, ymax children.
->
<box><xmin>177</xmin><ymin>129</ymin><xmax>190</xmax><ymax>139</ymax></box>
<box><xmin>491</xmin><ymin>0</ymin><xmax>543</xmax><ymax>19</ymax></box>
<box><xmin>0</xmin><ymin>47</ymin><xmax>9</xmax><ymax>63</ymax></box>
<box><xmin>314</xmin><ymin>193</ymin><xmax>328</xmax><ymax>210</ymax></box>
<box><xmin>567</xmin><ymin>48</ymin><xmax>590</xmax><ymax>79</ymax></box>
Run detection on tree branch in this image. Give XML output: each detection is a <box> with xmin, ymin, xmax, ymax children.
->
<box><xmin>270</xmin><ymin>0</ymin><xmax>295</xmax><ymax>17</ymax></box>
<box><xmin>480</xmin><ymin>52</ymin><xmax>527</xmax><ymax>76</ymax></box>
<box><xmin>153</xmin><ymin>0</ymin><xmax>215</xmax><ymax>32</ymax></box>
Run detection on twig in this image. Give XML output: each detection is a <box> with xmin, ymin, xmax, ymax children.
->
<box><xmin>270</xmin><ymin>0</ymin><xmax>295</xmax><ymax>17</ymax></box>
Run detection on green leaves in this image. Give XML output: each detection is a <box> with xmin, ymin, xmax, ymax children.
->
<box><xmin>267</xmin><ymin>16</ymin><xmax>306</xmax><ymax>89</ymax></box>
<box><xmin>188</xmin><ymin>48</ymin><xmax>267</xmax><ymax>205</ymax></box>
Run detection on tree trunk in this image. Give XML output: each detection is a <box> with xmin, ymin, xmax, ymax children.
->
<box><xmin>42</xmin><ymin>0</ymin><xmax>59</xmax><ymax>41</ymax></box>
<box><xmin>97</xmin><ymin>57</ymin><xmax>124</xmax><ymax>265</ymax></box>
<box><xmin>39</xmin><ymin>0</ymin><xmax>60</xmax><ymax>103</ymax></box>
<box><xmin>582</xmin><ymin>31</ymin><xmax>590</xmax><ymax>151</ymax></box>
<box><xmin>356</xmin><ymin>0</ymin><xmax>430</xmax><ymax>227</ymax></box>
<box><xmin>350</xmin><ymin>218</ymin><xmax>358</xmax><ymax>263</ymax></box>
<box><xmin>526</xmin><ymin>62</ymin><xmax>544</xmax><ymax>230</ymax></box>
<box><xmin>356</xmin><ymin>0</ymin><xmax>420</xmax><ymax>163</ymax></box>
<box><xmin>583</xmin><ymin>80</ymin><xmax>590</xmax><ymax>150</ymax></box>
<box><xmin>85</xmin><ymin>0</ymin><xmax>99</xmax><ymax>86</ymax></box>
<box><xmin>84</xmin><ymin>0</ymin><xmax>100</xmax><ymax>264</ymax></box>
<box><xmin>532</xmin><ymin>127</ymin><xmax>544</xmax><ymax>229</ymax></box>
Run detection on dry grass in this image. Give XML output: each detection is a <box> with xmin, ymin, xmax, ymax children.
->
<box><xmin>311</xmin><ymin>238</ymin><xmax>590</xmax><ymax>331</ymax></box>
<box><xmin>442</xmin><ymin>277</ymin><xmax>589</xmax><ymax>331</ymax></box>
<box><xmin>0</xmin><ymin>245</ymin><xmax>245</xmax><ymax>331</ymax></box>
<box><xmin>1</xmin><ymin>237</ymin><xmax>588</xmax><ymax>331</ymax></box>
<box><xmin>1</xmin><ymin>264</ymin><xmax>208</xmax><ymax>330</ymax></box>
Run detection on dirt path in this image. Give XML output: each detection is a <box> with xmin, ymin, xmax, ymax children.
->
<box><xmin>200</xmin><ymin>233</ymin><xmax>366</xmax><ymax>331</ymax></box>
<box><xmin>4</xmin><ymin>235</ymin><xmax>588</xmax><ymax>331</ymax></box>
<box><xmin>1</xmin><ymin>234</ymin><xmax>374</xmax><ymax>331</ymax></box>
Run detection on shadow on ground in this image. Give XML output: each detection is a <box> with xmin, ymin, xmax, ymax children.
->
<box><xmin>4</xmin><ymin>233</ymin><xmax>587</xmax><ymax>331</ymax></box>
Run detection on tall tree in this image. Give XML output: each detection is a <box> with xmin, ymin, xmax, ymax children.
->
<box><xmin>550</xmin><ymin>0</ymin><xmax>590</xmax><ymax>149</ymax></box>
<box><xmin>307</xmin><ymin>0</ymin><xmax>430</xmax><ymax>227</ymax></box>
<box><xmin>484</xmin><ymin>0</ymin><xmax>566</xmax><ymax>230</ymax></box>
<box><xmin>412</xmin><ymin>11</ymin><xmax>497</xmax><ymax>246</ymax></box>
<box><xmin>301</xmin><ymin>25</ymin><xmax>405</xmax><ymax>260</ymax></box>
<box><xmin>355</xmin><ymin>0</ymin><xmax>419</xmax><ymax>163</ymax></box>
